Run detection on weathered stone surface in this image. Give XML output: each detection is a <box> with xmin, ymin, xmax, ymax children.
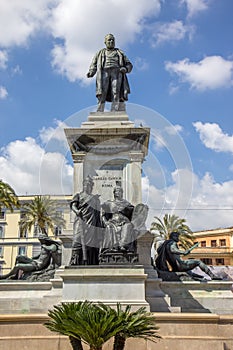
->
<box><xmin>57</xmin><ymin>265</ymin><xmax>150</xmax><ymax>310</ymax></box>
<box><xmin>1</xmin><ymin>313</ymin><xmax>233</xmax><ymax>350</ymax></box>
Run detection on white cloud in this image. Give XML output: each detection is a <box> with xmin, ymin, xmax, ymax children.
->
<box><xmin>0</xmin><ymin>0</ymin><xmax>56</xmax><ymax>48</ymax></box>
<box><xmin>150</xmin><ymin>123</ymin><xmax>185</xmax><ymax>151</ymax></box>
<box><xmin>39</xmin><ymin>119</ymin><xmax>69</xmax><ymax>146</ymax></box>
<box><xmin>0</xmin><ymin>136</ymin><xmax>73</xmax><ymax>195</ymax></box>
<box><xmin>193</xmin><ymin>121</ymin><xmax>233</xmax><ymax>154</ymax></box>
<box><xmin>0</xmin><ymin>50</ymin><xmax>8</xmax><ymax>69</ymax></box>
<box><xmin>50</xmin><ymin>0</ymin><xmax>161</xmax><ymax>82</ymax></box>
<box><xmin>0</xmin><ymin>86</ymin><xmax>8</xmax><ymax>99</ymax></box>
<box><xmin>143</xmin><ymin>169</ymin><xmax>233</xmax><ymax>232</ymax></box>
<box><xmin>134</xmin><ymin>57</ymin><xmax>149</xmax><ymax>71</ymax></box>
<box><xmin>165</xmin><ymin>56</ymin><xmax>233</xmax><ymax>91</ymax></box>
<box><xmin>11</xmin><ymin>65</ymin><xmax>22</xmax><ymax>76</ymax></box>
<box><xmin>0</xmin><ymin>1</ymin><xmax>161</xmax><ymax>82</ymax></box>
<box><xmin>187</xmin><ymin>172</ymin><xmax>233</xmax><ymax>230</ymax></box>
<box><xmin>164</xmin><ymin>124</ymin><xmax>183</xmax><ymax>135</ymax></box>
<box><xmin>151</xmin><ymin>129</ymin><xmax>167</xmax><ymax>150</ymax></box>
<box><xmin>168</xmin><ymin>82</ymin><xmax>180</xmax><ymax>95</ymax></box>
<box><xmin>151</xmin><ymin>20</ymin><xmax>194</xmax><ymax>46</ymax></box>
<box><xmin>180</xmin><ymin>0</ymin><xmax>209</xmax><ymax>17</ymax></box>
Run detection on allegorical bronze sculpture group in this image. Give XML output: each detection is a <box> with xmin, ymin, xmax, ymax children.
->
<box><xmin>69</xmin><ymin>176</ymin><xmax>148</xmax><ymax>266</ymax></box>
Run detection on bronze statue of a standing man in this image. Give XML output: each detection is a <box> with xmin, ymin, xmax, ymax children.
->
<box><xmin>87</xmin><ymin>34</ymin><xmax>133</xmax><ymax>112</ymax></box>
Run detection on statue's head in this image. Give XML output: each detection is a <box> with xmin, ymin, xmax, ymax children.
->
<box><xmin>38</xmin><ymin>233</ymin><xmax>49</xmax><ymax>241</ymax></box>
<box><xmin>104</xmin><ymin>33</ymin><xmax>115</xmax><ymax>49</ymax></box>
<box><xmin>83</xmin><ymin>175</ymin><xmax>94</xmax><ymax>193</ymax></box>
<box><xmin>38</xmin><ymin>233</ymin><xmax>51</xmax><ymax>244</ymax></box>
<box><xmin>38</xmin><ymin>233</ymin><xmax>60</xmax><ymax>246</ymax></box>
<box><xmin>169</xmin><ymin>231</ymin><xmax>180</xmax><ymax>242</ymax></box>
<box><xmin>113</xmin><ymin>182</ymin><xmax>123</xmax><ymax>199</ymax></box>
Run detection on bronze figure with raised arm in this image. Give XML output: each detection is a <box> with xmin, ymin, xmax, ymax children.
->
<box><xmin>155</xmin><ymin>231</ymin><xmax>222</xmax><ymax>280</ymax></box>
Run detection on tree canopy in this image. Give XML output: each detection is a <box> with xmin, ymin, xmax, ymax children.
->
<box><xmin>45</xmin><ymin>301</ymin><xmax>160</xmax><ymax>350</ymax></box>
<box><xmin>151</xmin><ymin>213</ymin><xmax>194</xmax><ymax>249</ymax></box>
<box><xmin>0</xmin><ymin>179</ymin><xmax>19</xmax><ymax>212</ymax></box>
<box><xmin>19</xmin><ymin>195</ymin><xmax>66</xmax><ymax>236</ymax></box>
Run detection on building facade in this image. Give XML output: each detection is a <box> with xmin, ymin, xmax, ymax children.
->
<box><xmin>0</xmin><ymin>195</ymin><xmax>72</xmax><ymax>275</ymax></box>
<box><xmin>189</xmin><ymin>227</ymin><xmax>233</xmax><ymax>266</ymax></box>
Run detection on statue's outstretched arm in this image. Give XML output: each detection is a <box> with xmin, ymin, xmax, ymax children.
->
<box><xmin>170</xmin><ymin>243</ymin><xmax>189</xmax><ymax>255</ymax></box>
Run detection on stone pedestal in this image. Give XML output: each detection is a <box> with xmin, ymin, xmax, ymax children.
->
<box><xmin>57</xmin><ymin>265</ymin><xmax>150</xmax><ymax>310</ymax></box>
<box><xmin>62</xmin><ymin>111</ymin><xmax>153</xmax><ymax>309</ymax></box>
<box><xmin>64</xmin><ymin>112</ymin><xmax>150</xmax><ymax>204</ymax></box>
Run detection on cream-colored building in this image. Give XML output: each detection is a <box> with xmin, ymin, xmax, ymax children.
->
<box><xmin>0</xmin><ymin>195</ymin><xmax>72</xmax><ymax>275</ymax></box>
<box><xmin>189</xmin><ymin>227</ymin><xmax>233</xmax><ymax>266</ymax></box>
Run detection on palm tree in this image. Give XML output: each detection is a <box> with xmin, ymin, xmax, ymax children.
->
<box><xmin>151</xmin><ymin>214</ymin><xmax>194</xmax><ymax>249</ymax></box>
<box><xmin>45</xmin><ymin>302</ymin><xmax>85</xmax><ymax>350</ymax></box>
<box><xmin>100</xmin><ymin>303</ymin><xmax>160</xmax><ymax>350</ymax></box>
<box><xmin>0</xmin><ymin>179</ymin><xmax>19</xmax><ymax>212</ymax></box>
<box><xmin>45</xmin><ymin>301</ymin><xmax>123</xmax><ymax>350</ymax></box>
<box><xmin>74</xmin><ymin>302</ymin><xmax>122</xmax><ymax>350</ymax></box>
<box><xmin>19</xmin><ymin>195</ymin><xmax>66</xmax><ymax>236</ymax></box>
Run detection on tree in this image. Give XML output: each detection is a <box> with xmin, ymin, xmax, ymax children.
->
<box><xmin>0</xmin><ymin>179</ymin><xmax>19</xmax><ymax>212</ymax></box>
<box><xmin>45</xmin><ymin>301</ymin><xmax>160</xmax><ymax>350</ymax></box>
<box><xmin>101</xmin><ymin>303</ymin><xmax>160</xmax><ymax>350</ymax></box>
<box><xmin>45</xmin><ymin>301</ymin><xmax>123</xmax><ymax>350</ymax></box>
<box><xmin>45</xmin><ymin>302</ymin><xmax>85</xmax><ymax>350</ymax></box>
<box><xmin>19</xmin><ymin>195</ymin><xmax>66</xmax><ymax>236</ymax></box>
<box><xmin>151</xmin><ymin>214</ymin><xmax>194</xmax><ymax>249</ymax></box>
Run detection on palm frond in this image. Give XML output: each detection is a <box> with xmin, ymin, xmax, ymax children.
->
<box><xmin>110</xmin><ymin>303</ymin><xmax>160</xmax><ymax>350</ymax></box>
<box><xmin>0</xmin><ymin>180</ymin><xmax>19</xmax><ymax>212</ymax></box>
<box><xmin>151</xmin><ymin>214</ymin><xmax>194</xmax><ymax>248</ymax></box>
<box><xmin>45</xmin><ymin>301</ymin><xmax>124</xmax><ymax>350</ymax></box>
<box><xmin>19</xmin><ymin>195</ymin><xmax>66</xmax><ymax>235</ymax></box>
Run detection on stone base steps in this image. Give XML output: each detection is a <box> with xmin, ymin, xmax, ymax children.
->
<box><xmin>0</xmin><ymin>313</ymin><xmax>233</xmax><ymax>350</ymax></box>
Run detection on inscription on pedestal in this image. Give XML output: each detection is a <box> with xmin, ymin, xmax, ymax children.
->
<box><xmin>93</xmin><ymin>170</ymin><xmax>123</xmax><ymax>201</ymax></box>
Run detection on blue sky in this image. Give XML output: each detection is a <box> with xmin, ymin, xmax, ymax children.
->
<box><xmin>0</xmin><ymin>0</ymin><xmax>233</xmax><ymax>231</ymax></box>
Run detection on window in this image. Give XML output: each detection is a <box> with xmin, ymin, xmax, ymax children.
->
<box><xmin>201</xmin><ymin>258</ymin><xmax>212</xmax><ymax>265</ymax></box>
<box><xmin>18</xmin><ymin>246</ymin><xmax>27</xmax><ymax>256</ymax></box>
<box><xmin>19</xmin><ymin>226</ymin><xmax>27</xmax><ymax>238</ymax></box>
<box><xmin>211</xmin><ymin>240</ymin><xmax>217</xmax><ymax>247</ymax></box>
<box><xmin>0</xmin><ymin>211</ymin><xmax>5</xmax><ymax>220</ymax></box>
<box><xmin>55</xmin><ymin>210</ymin><xmax>63</xmax><ymax>218</ymax></box>
<box><xmin>0</xmin><ymin>225</ymin><xmax>4</xmax><ymax>239</ymax></box>
<box><xmin>200</xmin><ymin>241</ymin><xmax>206</xmax><ymax>247</ymax></box>
<box><xmin>0</xmin><ymin>246</ymin><xmax>3</xmax><ymax>257</ymax></box>
<box><xmin>54</xmin><ymin>226</ymin><xmax>62</xmax><ymax>236</ymax></box>
<box><xmin>216</xmin><ymin>258</ymin><xmax>224</xmax><ymax>265</ymax></box>
<box><xmin>220</xmin><ymin>239</ymin><xmax>226</xmax><ymax>246</ymax></box>
<box><xmin>33</xmin><ymin>224</ymin><xmax>40</xmax><ymax>237</ymax></box>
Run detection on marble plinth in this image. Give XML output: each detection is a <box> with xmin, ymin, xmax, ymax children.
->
<box><xmin>57</xmin><ymin>265</ymin><xmax>150</xmax><ymax>310</ymax></box>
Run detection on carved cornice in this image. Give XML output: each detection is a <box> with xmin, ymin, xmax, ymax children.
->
<box><xmin>72</xmin><ymin>153</ymin><xmax>86</xmax><ymax>163</ymax></box>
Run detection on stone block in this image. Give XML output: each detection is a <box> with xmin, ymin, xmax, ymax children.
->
<box><xmin>57</xmin><ymin>265</ymin><xmax>150</xmax><ymax>310</ymax></box>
